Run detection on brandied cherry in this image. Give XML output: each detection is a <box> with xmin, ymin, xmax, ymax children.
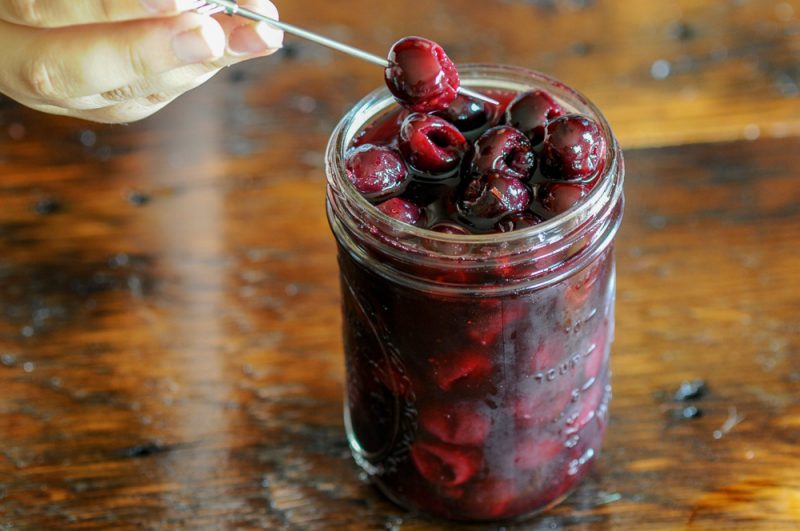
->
<box><xmin>425</xmin><ymin>222</ymin><xmax>471</xmax><ymax>257</ymax></box>
<box><xmin>458</xmin><ymin>171</ymin><xmax>530</xmax><ymax>228</ymax></box>
<box><xmin>496</xmin><ymin>211</ymin><xmax>543</xmax><ymax>233</ymax></box>
<box><xmin>505</xmin><ymin>89</ymin><xmax>563</xmax><ymax>145</ymax></box>
<box><xmin>385</xmin><ymin>37</ymin><xmax>460</xmax><ymax>113</ymax></box>
<box><xmin>418</xmin><ymin>402</ymin><xmax>490</xmax><ymax>446</ymax></box>
<box><xmin>400</xmin><ymin>113</ymin><xmax>467</xmax><ymax>174</ymax></box>
<box><xmin>514</xmin><ymin>385</ymin><xmax>576</xmax><ymax>428</ymax></box>
<box><xmin>466</xmin><ymin>302</ymin><xmax>525</xmax><ymax>347</ymax></box>
<box><xmin>430</xmin><ymin>222</ymin><xmax>469</xmax><ymax>236</ymax></box>
<box><xmin>435</xmin><ymin>95</ymin><xmax>497</xmax><ymax>138</ymax></box>
<box><xmin>410</xmin><ymin>440</ymin><xmax>481</xmax><ymax>487</ymax></box>
<box><xmin>345</xmin><ymin>144</ymin><xmax>408</xmax><ymax>200</ymax></box>
<box><xmin>539</xmin><ymin>183</ymin><xmax>588</xmax><ymax>216</ymax></box>
<box><xmin>541</xmin><ymin>114</ymin><xmax>607</xmax><ymax>181</ymax></box>
<box><xmin>377</xmin><ymin>197</ymin><xmax>423</xmax><ymax>226</ymax></box>
<box><xmin>470</xmin><ymin>126</ymin><xmax>536</xmax><ymax>181</ymax></box>
<box><xmin>430</xmin><ymin>350</ymin><xmax>491</xmax><ymax>391</ymax></box>
<box><xmin>461</xmin><ymin>479</ymin><xmax>517</xmax><ymax>519</ymax></box>
<box><xmin>514</xmin><ymin>436</ymin><xmax>563</xmax><ymax>470</ymax></box>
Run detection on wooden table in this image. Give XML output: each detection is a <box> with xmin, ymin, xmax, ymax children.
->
<box><xmin>1</xmin><ymin>1</ymin><xmax>799</xmax><ymax>528</ymax></box>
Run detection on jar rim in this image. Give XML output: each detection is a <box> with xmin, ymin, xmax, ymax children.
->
<box><xmin>326</xmin><ymin>63</ymin><xmax>623</xmax><ymax>248</ymax></box>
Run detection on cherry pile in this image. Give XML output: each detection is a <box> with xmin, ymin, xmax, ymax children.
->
<box><xmin>344</xmin><ymin>37</ymin><xmax>608</xmax><ymax>235</ymax></box>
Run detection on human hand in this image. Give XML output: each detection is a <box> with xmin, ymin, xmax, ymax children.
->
<box><xmin>0</xmin><ymin>0</ymin><xmax>283</xmax><ymax>123</ymax></box>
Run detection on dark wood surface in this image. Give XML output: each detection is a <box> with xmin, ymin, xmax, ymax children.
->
<box><xmin>1</xmin><ymin>1</ymin><xmax>800</xmax><ymax>529</ymax></box>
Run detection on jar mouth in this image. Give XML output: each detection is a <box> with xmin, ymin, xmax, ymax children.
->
<box><xmin>326</xmin><ymin>64</ymin><xmax>623</xmax><ymax>248</ymax></box>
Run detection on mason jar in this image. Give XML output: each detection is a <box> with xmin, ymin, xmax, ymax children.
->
<box><xmin>326</xmin><ymin>65</ymin><xmax>624</xmax><ymax>521</ymax></box>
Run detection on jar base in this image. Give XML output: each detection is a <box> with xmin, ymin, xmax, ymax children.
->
<box><xmin>368</xmin><ymin>472</ymin><xmax>582</xmax><ymax>524</ymax></box>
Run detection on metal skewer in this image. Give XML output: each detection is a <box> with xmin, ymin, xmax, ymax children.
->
<box><xmin>193</xmin><ymin>0</ymin><xmax>499</xmax><ymax>106</ymax></box>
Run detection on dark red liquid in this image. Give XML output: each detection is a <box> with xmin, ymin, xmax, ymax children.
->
<box><xmin>340</xmin><ymin>251</ymin><xmax>614</xmax><ymax>520</ymax></box>
<box><xmin>338</xmin><ymin>88</ymin><xmax>616</xmax><ymax>521</ymax></box>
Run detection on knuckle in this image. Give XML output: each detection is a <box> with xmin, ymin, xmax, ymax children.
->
<box><xmin>206</xmin><ymin>59</ymin><xmax>224</xmax><ymax>70</ymax></box>
<box><xmin>22</xmin><ymin>56</ymin><xmax>62</xmax><ymax>101</ymax></box>
<box><xmin>101</xmin><ymin>86</ymin><xmax>136</xmax><ymax>103</ymax></box>
<box><xmin>145</xmin><ymin>92</ymin><xmax>171</xmax><ymax>104</ymax></box>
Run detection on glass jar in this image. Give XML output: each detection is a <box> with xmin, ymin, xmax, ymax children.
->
<box><xmin>325</xmin><ymin>65</ymin><xmax>624</xmax><ymax>521</ymax></box>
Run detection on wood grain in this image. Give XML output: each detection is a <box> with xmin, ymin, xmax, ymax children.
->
<box><xmin>1</xmin><ymin>0</ymin><xmax>800</xmax><ymax>529</ymax></box>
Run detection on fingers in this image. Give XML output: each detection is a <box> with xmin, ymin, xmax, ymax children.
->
<box><xmin>48</xmin><ymin>1</ymin><xmax>282</xmax><ymax>112</ymax></box>
<box><xmin>39</xmin><ymin>8</ymin><xmax>282</xmax><ymax>115</ymax></box>
<box><xmin>0</xmin><ymin>0</ymin><xmax>283</xmax><ymax>123</ymax></box>
<box><xmin>0</xmin><ymin>0</ymin><xmax>203</xmax><ymax>28</ymax></box>
<box><xmin>215</xmin><ymin>0</ymin><xmax>283</xmax><ymax>57</ymax></box>
<box><xmin>1</xmin><ymin>12</ymin><xmax>226</xmax><ymax>101</ymax></box>
<box><xmin>4</xmin><ymin>0</ymin><xmax>282</xmax><ymax>102</ymax></box>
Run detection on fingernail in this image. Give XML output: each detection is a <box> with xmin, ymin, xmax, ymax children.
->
<box><xmin>228</xmin><ymin>22</ymin><xmax>283</xmax><ymax>56</ymax></box>
<box><xmin>141</xmin><ymin>0</ymin><xmax>199</xmax><ymax>13</ymax></box>
<box><xmin>173</xmin><ymin>21</ymin><xmax>225</xmax><ymax>63</ymax></box>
